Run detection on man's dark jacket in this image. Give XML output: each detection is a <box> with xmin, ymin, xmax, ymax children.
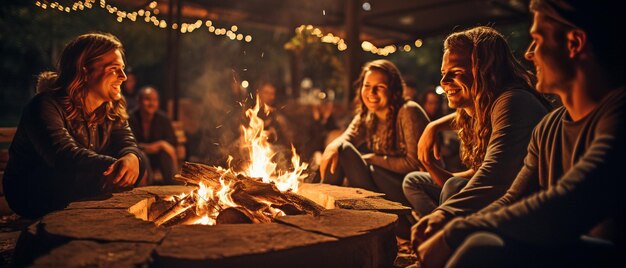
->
<box><xmin>3</xmin><ymin>90</ymin><xmax>146</xmax><ymax>218</ymax></box>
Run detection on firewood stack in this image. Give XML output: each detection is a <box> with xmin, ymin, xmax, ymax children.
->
<box><xmin>148</xmin><ymin>162</ymin><xmax>325</xmax><ymax>226</ymax></box>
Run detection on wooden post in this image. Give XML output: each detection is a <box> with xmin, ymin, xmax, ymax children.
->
<box><xmin>345</xmin><ymin>0</ymin><xmax>361</xmax><ymax>107</ymax></box>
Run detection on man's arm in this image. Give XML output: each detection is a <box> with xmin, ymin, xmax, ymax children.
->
<box><xmin>444</xmin><ymin>91</ymin><xmax>625</xmax><ymax>247</ymax></box>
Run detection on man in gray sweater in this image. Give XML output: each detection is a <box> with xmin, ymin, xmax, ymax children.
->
<box><xmin>417</xmin><ymin>0</ymin><xmax>625</xmax><ymax>267</ymax></box>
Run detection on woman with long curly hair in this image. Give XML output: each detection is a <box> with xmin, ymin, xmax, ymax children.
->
<box><xmin>320</xmin><ymin>59</ymin><xmax>430</xmax><ymax>237</ymax></box>
<box><xmin>402</xmin><ymin>26</ymin><xmax>552</xmax><ymax>245</ymax></box>
<box><xmin>3</xmin><ymin>33</ymin><xmax>146</xmax><ymax>218</ymax></box>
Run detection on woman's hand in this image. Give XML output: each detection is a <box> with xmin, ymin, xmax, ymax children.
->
<box><xmin>320</xmin><ymin>146</ymin><xmax>339</xmax><ymax>181</ymax></box>
<box><xmin>103</xmin><ymin>153</ymin><xmax>140</xmax><ymax>189</ymax></box>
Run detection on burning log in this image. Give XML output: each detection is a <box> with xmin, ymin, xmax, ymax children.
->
<box><xmin>156</xmin><ymin>162</ymin><xmax>324</xmax><ymax>226</ymax></box>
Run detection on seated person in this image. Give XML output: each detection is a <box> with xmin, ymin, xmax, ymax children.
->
<box><xmin>2</xmin><ymin>33</ymin><xmax>146</xmax><ymax>218</ymax></box>
<box><xmin>417</xmin><ymin>1</ymin><xmax>625</xmax><ymax>266</ymax></box>
<box><xmin>129</xmin><ymin>86</ymin><xmax>178</xmax><ymax>184</ymax></box>
<box><xmin>320</xmin><ymin>59</ymin><xmax>430</xmax><ymax>238</ymax></box>
<box><xmin>403</xmin><ymin>26</ymin><xmax>551</xmax><ymax>245</ymax></box>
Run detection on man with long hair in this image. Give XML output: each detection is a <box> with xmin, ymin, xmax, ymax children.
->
<box><xmin>403</xmin><ymin>26</ymin><xmax>551</xmax><ymax>247</ymax></box>
<box><xmin>3</xmin><ymin>33</ymin><xmax>146</xmax><ymax>218</ymax></box>
<box><xmin>417</xmin><ymin>1</ymin><xmax>625</xmax><ymax>267</ymax></box>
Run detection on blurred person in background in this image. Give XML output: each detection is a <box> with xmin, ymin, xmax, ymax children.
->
<box><xmin>129</xmin><ymin>86</ymin><xmax>178</xmax><ymax>185</ymax></box>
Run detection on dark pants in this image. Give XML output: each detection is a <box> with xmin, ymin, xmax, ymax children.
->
<box><xmin>447</xmin><ymin>232</ymin><xmax>623</xmax><ymax>268</ymax></box>
<box><xmin>321</xmin><ymin>142</ymin><xmax>414</xmax><ymax>238</ymax></box>
<box><xmin>402</xmin><ymin>171</ymin><xmax>468</xmax><ymax>218</ymax></box>
<box><xmin>147</xmin><ymin>151</ymin><xmax>176</xmax><ymax>184</ymax></box>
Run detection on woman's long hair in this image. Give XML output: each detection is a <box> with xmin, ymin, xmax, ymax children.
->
<box><xmin>353</xmin><ymin>59</ymin><xmax>406</xmax><ymax>153</ymax></box>
<box><xmin>444</xmin><ymin>26</ymin><xmax>550</xmax><ymax>170</ymax></box>
<box><xmin>36</xmin><ymin>32</ymin><xmax>128</xmax><ymax>130</ymax></box>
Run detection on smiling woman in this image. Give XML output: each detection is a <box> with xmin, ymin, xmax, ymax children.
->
<box><xmin>2</xmin><ymin>32</ymin><xmax>146</xmax><ymax>218</ymax></box>
<box><xmin>319</xmin><ymin>59</ymin><xmax>430</xmax><ymax>238</ymax></box>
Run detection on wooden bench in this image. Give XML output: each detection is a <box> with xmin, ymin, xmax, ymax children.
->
<box><xmin>0</xmin><ymin>127</ymin><xmax>17</xmax><ymax>215</ymax></box>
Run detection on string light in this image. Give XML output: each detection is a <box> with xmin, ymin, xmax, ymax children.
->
<box><xmin>295</xmin><ymin>24</ymin><xmax>422</xmax><ymax>56</ymax></box>
<box><xmin>34</xmin><ymin>0</ymin><xmax>254</xmax><ymax>43</ymax></box>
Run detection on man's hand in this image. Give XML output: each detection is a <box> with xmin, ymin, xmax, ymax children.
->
<box><xmin>418</xmin><ymin>230</ymin><xmax>452</xmax><ymax>268</ymax></box>
<box><xmin>320</xmin><ymin>146</ymin><xmax>339</xmax><ymax>181</ymax></box>
<box><xmin>103</xmin><ymin>153</ymin><xmax>140</xmax><ymax>190</ymax></box>
<box><xmin>411</xmin><ymin>210</ymin><xmax>449</xmax><ymax>251</ymax></box>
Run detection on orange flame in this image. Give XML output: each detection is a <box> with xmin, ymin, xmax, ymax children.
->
<box><xmin>168</xmin><ymin>95</ymin><xmax>308</xmax><ymax>226</ymax></box>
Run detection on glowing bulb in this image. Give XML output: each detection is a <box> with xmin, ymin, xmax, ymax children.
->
<box><xmin>415</xmin><ymin>39</ymin><xmax>423</xmax><ymax>47</ymax></box>
<box><xmin>236</xmin><ymin>34</ymin><xmax>243</xmax><ymax>40</ymax></box>
<box><xmin>436</xmin><ymin>86</ymin><xmax>445</xmax><ymax>95</ymax></box>
<box><xmin>241</xmin><ymin>80</ymin><xmax>249</xmax><ymax>88</ymax></box>
<box><xmin>245</xmin><ymin>35</ymin><xmax>252</xmax><ymax>42</ymax></box>
<box><xmin>231</xmin><ymin>25</ymin><xmax>238</xmax><ymax>32</ymax></box>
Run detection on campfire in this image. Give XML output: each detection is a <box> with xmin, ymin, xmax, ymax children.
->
<box><xmin>148</xmin><ymin>97</ymin><xmax>323</xmax><ymax>227</ymax></box>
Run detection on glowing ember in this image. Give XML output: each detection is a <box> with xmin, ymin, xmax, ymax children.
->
<box><xmin>161</xmin><ymin>96</ymin><xmax>309</xmax><ymax>226</ymax></box>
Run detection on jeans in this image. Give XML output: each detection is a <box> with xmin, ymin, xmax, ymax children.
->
<box><xmin>402</xmin><ymin>171</ymin><xmax>468</xmax><ymax>218</ymax></box>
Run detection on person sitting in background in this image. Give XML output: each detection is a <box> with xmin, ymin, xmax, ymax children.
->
<box><xmin>419</xmin><ymin>90</ymin><xmax>445</xmax><ymax>121</ymax></box>
<box><xmin>403</xmin><ymin>26</ymin><xmax>551</xmax><ymax>249</ymax></box>
<box><xmin>122</xmin><ymin>70</ymin><xmax>138</xmax><ymax>112</ymax></box>
<box><xmin>256</xmin><ymin>81</ymin><xmax>294</xmax><ymax>147</ymax></box>
<box><xmin>417</xmin><ymin>1</ymin><xmax>625</xmax><ymax>266</ymax></box>
<box><xmin>3</xmin><ymin>32</ymin><xmax>146</xmax><ymax>218</ymax></box>
<box><xmin>320</xmin><ymin>59</ymin><xmax>430</xmax><ymax>239</ymax></box>
<box><xmin>403</xmin><ymin>77</ymin><xmax>419</xmax><ymax>103</ymax></box>
<box><xmin>129</xmin><ymin>86</ymin><xmax>178</xmax><ymax>185</ymax></box>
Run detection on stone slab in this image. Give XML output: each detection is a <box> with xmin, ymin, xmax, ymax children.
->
<box><xmin>297</xmin><ymin>183</ymin><xmax>384</xmax><ymax>209</ymax></box>
<box><xmin>66</xmin><ymin>191</ymin><xmax>153</xmax><ymax>210</ymax></box>
<box><xmin>155</xmin><ymin>223</ymin><xmax>336</xmax><ymax>260</ymax></box>
<box><xmin>275</xmin><ymin>208</ymin><xmax>397</xmax><ymax>238</ymax></box>
<box><xmin>133</xmin><ymin>185</ymin><xmax>196</xmax><ymax>197</ymax></box>
<box><xmin>335</xmin><ymin>196</ymin><xmax>412</xmax><ymax>214</ymax></box>
<box><xmin>41</xmin><ymin>209</ymin><xmax>166</xmax><ymax>243</ymax></box>
<box><xmin>31</xmin><ymin>240</ymin><xmax>156</xmax><ymax>268</ymax></box>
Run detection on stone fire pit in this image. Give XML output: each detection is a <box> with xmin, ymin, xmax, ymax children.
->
<box><xmin>14</xmin><ymin>183</ymin><xmax>409</xmax><ymax>267</ymax></box>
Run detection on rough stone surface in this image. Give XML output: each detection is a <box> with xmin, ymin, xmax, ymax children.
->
<box><xmin>133</xmin><ymin>185</ymin><xmax>196</xmax><ymax>197</ymax></box>
<box><xmin>66</xmin><ymin>191</ymin><xmax>153</xmax><ymax>210</ymax></box>
<box><xmin>276</xmin><ymin>209</ymin><xmax>397</xmax><ymax>238</ymax></box>
<box><xmin>155</xmin><ymin>223</ymin><xmax>336</xmax><ymax>261</ymax></box>
<box><xmin>41</xmin><ymin>209</ymin><xmax>166</xmax><ymax>243</ymax></box>
<box><xmin>335</xmin><ymin>196</ymin><xmax>411</xmax><ymax>214</ymax></box>
<box><xmin>32</xmin><ymin>240</ymin><xmax>156</xmax><ymax>268</ymax></box>
<box><xmin>298</xmin><ymin>183</ymin><xmax>383</xmax><ymax>209</ymax></box>
<box><xmin>15</xmin><ymin>184</ymin><xmax>401</xmax><ymax>267</ymax></box>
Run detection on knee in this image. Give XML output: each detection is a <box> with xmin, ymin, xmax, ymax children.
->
<box><xmin>403</xmin><ymin>172</ymin><xmax>431</xmax><ymax>188</ymax></box>
<box><xmin>447</xmin><ymin>232</ymin><xmax>506</xmax><ymax>267</ymax></box>
<box><xmin>442</xmin><ymin>177</ymin><xmax>468</xmax><ymax>194</ymax></box>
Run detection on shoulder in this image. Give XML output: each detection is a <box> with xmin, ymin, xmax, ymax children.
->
<box><xmin>533</xmin><ymin>106</ymin><xmax>567</xmax><ymax>134</ymax></box>
<box><xmin>398</xmin><ymin>101</ymin><xmax>428</xmax><ymax>119</ymax></box>
<box><xmin>27</xmin><ymin>90</ymin><xmax>63</xmax><ymax>113</ymax></box>
<box><xmin>492</xmin><ymin>88</ymin><xmax>548</xmax><ymax>119</ymax></box>
<box><xmin>493</xmin><ymin>88</ymin><xmax>543</xmax><ymax>109</ymax></box>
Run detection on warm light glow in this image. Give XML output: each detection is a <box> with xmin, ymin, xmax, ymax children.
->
<box><xmin>436</xmin><ymin>86</ymin><xmax>445</xmax><ymax>95</ymax></box>
<box><xmin>241</xmin><ymin>80</ymin><xmax>249</xmax><ymax>88</ymax></box>
<box><xmin>231</xmin><ymin>25</ymin><xmax>238</xmax><ymax>32</ymax></box>
<box><xmin>415</xmin><ymin>39</ymin><xmax>423</xmax><ymax>47</ymax></box>
<box><xmin>245</xmin><ymin>35</ymin><xmax>252</xmax><ymax>42</ymax></box>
